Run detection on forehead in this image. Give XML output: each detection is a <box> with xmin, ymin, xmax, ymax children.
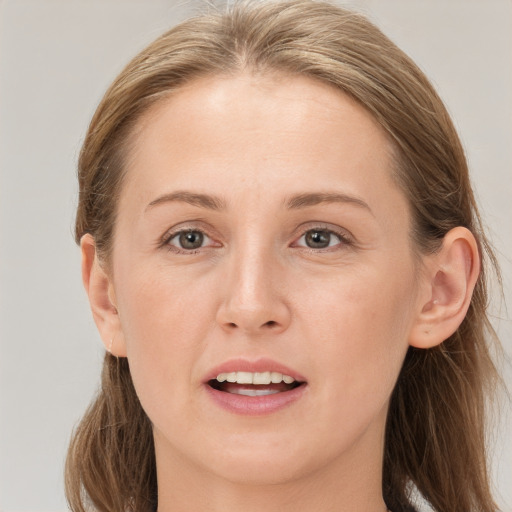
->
<box><xmin>133</xmin><ymin>72</ymin><xmax>390</xmax><ymax>150</ymax></box>
<box><xmin>121</xmin><ymin>72</ymin><xmax>403</xmax><ymax>217</ymax></box>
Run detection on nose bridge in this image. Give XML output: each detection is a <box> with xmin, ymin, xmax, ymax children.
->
<box><xmin>217</xmin><ymin>233</ymin><xmax>290</xmax><ymax>334</ymax></box>
<box><xmin>233</xmin><ymin>239</ymin><xmax>272</xmax><ymax>304</ymax></box>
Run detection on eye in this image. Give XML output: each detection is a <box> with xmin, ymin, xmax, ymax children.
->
<box><xmin>295</xmin><ymin>228</ymin><xmax>347</xmax><ymax>249</ymax></box>
<box><xmin>166</xmin><ymin>229</ymin><xmax>213</xmax><ymax>252</ymax></box>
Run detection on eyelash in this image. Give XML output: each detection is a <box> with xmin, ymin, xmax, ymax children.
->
<box><xmin>162</xmin><ymin>228</ymin><xmax>217</xmax><ymax>255</ymax></box>
<box><xmin>294</xmin><ymin>227</ymin><xmax>352</xmax><ymax>251</ymax></box>
<box><xmin>161</xmin><ymin>225</ymin><xmax>353</xmax><ymax>255</ymax></box>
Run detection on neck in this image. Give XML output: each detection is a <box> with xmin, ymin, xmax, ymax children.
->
<box><xmin>157</xmin><ymin>465</ymin><xmax>387</xmax><ymax>512</ymax></box>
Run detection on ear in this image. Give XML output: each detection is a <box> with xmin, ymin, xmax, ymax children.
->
<box><xmin>81</xmin><ymin>234</ymin><xmax>127</xmax><ymax>357</ymax></box>
<box><xmin>409</xmin><ymin>227</ymin><xmax>480</xmax><ymax>349</ymax></box>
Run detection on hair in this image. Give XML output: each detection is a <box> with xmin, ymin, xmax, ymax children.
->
<box><xmin>66</xmin><ymin>1</ymin><xmax>502</xmax><ymax>511</ymax></box>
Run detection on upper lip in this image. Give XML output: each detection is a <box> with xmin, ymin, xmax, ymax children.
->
<box><xmin>204</xmin><ymin>357</ymin><xmax>307</xmax><ymax>383</ymax></box>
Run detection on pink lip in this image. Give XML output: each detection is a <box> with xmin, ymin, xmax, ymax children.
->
<box><xmin>203</xmin><ymin>357</ymin><xmax>308</xmax><ymax>416</ymax></box>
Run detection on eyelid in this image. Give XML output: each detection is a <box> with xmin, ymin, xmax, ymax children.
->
<box><xmin>158</xmin><ymin>221</ymin><xmax>354</xmax><ymax>253</ymax></box>
<box><xmin>160</xmin><ymin>223</ymin><xmax>221</xmax><ymax>253</ymax></box>
<box><xmin>291</xmin><ymin>223</ymin><xmax>354</xmax><ymax>249</ymax></box>
<box><xmin>169</xmin><ymin>229</ymin><xmax>213</xmax><ymax>248</ymax></box>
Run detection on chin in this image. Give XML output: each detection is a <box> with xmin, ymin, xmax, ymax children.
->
<box><xmin>208</xmin><ymin>452</ymin><xmax>317</xmax><ymax>486</ymax></box>
<box><xmin>189</xmin><ymin>430</ymin><xmax>343</xmax><ymax>487</ymax></box>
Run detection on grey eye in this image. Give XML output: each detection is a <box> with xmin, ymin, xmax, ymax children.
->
<box><xmin>304</xmin><ymin>229</ymin><xmax>333</xmax><ymax>249</ymax></box>
<box><xmin>300</xmin><ymin>229</ymin><xmax>341</xmax><ymax>249</ymax></box>
<box><xmin>174</xmin><ymin>230</ymin><xmax>205</xmax><ymax>250</ymax></box>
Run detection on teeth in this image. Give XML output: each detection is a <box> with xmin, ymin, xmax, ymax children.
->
<box><xmin>236</xmin><ymin>371</ymin><xmax>253</xmax><ymax>384</ymax></box>
<box><xmin>215</xmin><ymin>371</ymin><xmax>296</xmax><ymax>385</ymax></box>
<box><xmin>230</xmin><ymin>388</ymin><xmax>281</xmax><ymax>396</ymax></box>
<box><xmin>253</xmin><ymin>371</ymin><xmax>271</xmax><ymax>384</ymax></box>
<box><xmin>271</xmin><ymin>371</ymin><xmax>282</xmax><ymax>383</ymax></box>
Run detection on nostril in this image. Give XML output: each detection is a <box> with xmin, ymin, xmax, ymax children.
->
<box><xmin>265</xmin><ymin>320</ymin><xmax>277</xmax><ymax>327</ymax></box>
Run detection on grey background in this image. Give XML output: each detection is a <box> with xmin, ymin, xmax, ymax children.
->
<box><xmin>0</xmin><ymin>1</ymin><xmax>510</xmax><ymax>511</ymax></box>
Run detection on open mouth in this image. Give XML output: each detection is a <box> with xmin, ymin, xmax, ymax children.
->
<box><xmin>208</xmin><ymin>371</ymin><xmax>305</xmax><ymax>397</ymax></box>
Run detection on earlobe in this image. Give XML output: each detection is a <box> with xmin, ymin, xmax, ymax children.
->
<box><xmin>80</xmin><ymin>234</ymin><xmax>127</xmax><ymax>357</ymax></box>
<box><xmin>409</xmin><ymin>227</ymin><xmax>480</xmax><ymax>349</ymax></box>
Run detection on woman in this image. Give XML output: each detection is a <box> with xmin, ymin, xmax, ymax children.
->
<box><xmin>65</xmin><ymin>1</ymin><xmax>502</xmax><ymax>511</ymax></box>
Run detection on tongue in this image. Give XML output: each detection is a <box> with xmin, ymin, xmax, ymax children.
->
<box><xmin>221</xmin><ymin>382</ymin><xmax>293</xmax><ymax>394</ymax></box>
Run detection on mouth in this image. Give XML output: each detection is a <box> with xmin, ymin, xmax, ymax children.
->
<box><xmin>204</xmin><ymin>360</ymin><xmax>307</xmax><ymax>415</ymax></box>
<box><xmin>204</xmin><ymin>363</ymin><xmax>307</xmax><ymax>415</ymax></box>
<box><xmin>208</xmin><ymin>371</ymin><xmax>305</xmax><ymax>396</ymax></box>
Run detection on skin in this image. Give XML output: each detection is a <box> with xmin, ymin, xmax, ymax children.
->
<box><xmin>82</xmin><ymin>73</ymin><xmax>480</xmax><ymax>512</ymax></box>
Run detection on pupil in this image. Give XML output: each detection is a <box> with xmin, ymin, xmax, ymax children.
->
<box><xmin>306</xmin><ymin>230</ymin><xmax>330</xmax><ymax>248</ymax></box>
<box><xmin>180</xmin><ymin>231</ymin><xmax>204</xmax><ymax>249</ymax></box>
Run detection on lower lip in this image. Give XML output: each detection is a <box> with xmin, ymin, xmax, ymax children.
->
<box><xmin>204</xmin><ymin>383</ymin><xmax>307</xmax><ymax>415</ymax></box>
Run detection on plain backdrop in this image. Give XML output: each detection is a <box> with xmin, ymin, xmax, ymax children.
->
<box><xmin>0</xmin><ymin>1</ymin><xmax>511</xmax><ymax>511</ymax></box>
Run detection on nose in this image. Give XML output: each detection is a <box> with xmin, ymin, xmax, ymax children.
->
<box><xmin>215</xmin><ymin>244</ymin><xmax>292</xmax><ymax>336</ymax></box>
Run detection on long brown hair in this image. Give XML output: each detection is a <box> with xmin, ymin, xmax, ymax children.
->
<box><xmin>67</xmin><ymin>1</ymin><xmax>502</xmax><ymax>511</ymax></box>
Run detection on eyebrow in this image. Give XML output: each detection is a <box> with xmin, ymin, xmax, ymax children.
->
<box><xmin>146</xmin><ymin>191</ymin><xmax>226</xmax><ymax>212</ymax></box>
<box><xmin>145</xmin><ymin>190</ymin><xmax>373</xmax><ymax>215</ymax></box>
<box><xmin>285</xmin><ymin>192</ymin><xmax>373</xmax><ymax>215</ymax></box>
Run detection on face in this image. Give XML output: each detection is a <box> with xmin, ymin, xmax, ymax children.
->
<box><xmin>109</xmin><ymin>73</ymin><xmax>423</xmax><ymax>485</ymax></box>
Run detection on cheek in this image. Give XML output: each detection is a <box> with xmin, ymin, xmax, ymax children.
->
<box><xmin>300</xmin><ymin>260</ymin><xmax>417</xmax><ymax>405</ymax></box>
<box><xmin>114</xmin><ymin>266</ymin><xmax>218</xmax><ymax>408</ymax></box>
<box><xmin>118</xmin><ymin>263</ymin><xmax>216</xmax><ymax>346</ymax></box>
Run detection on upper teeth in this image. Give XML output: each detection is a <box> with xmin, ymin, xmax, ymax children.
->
<box><xmin>216</xmin><ymin>371</ymin><xmax>295</xmax><ymax>385</ymax></box>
